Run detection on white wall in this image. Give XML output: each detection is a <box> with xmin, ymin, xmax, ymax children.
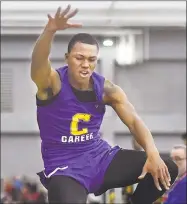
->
<box><xmin>149</xmin><ymin>29</ymin><xmax>186</xmax><ymax>60</ymax></box>
<box><xmin>113</xmin><ymin>61</ymin><xmax>186</xmax><ymax>133</ymax></box>
<box><xmin>110</xmin><ymin>29</ymin><xmax>186</xmax><ymax>134</ymax></box>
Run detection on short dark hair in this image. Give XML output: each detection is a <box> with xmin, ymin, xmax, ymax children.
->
<box><xmin>67</xmin><ymin>33</ymin><xmax>99</xmax><ymax>53</ymax></box>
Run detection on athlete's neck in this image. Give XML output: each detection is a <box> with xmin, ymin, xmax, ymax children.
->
<box><xmin>68</xmin><ymin>72</ymin><xmax>93</xmax><ymax>91</ymax></box>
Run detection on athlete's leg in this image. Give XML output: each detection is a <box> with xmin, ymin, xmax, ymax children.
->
<box><xmin>48</xmin><ymin>175</ymin><xmax>88</xmax><ymax>204</ymax></box>
<box><xmin>96</xmin><ymin>149</ymin><xmax>178</xmax><ymax>204</ymax></box>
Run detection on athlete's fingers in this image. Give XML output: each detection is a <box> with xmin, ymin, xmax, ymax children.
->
<box><xmin>61</xmin><ymin>5</ymin><xmax>71</xmax><ymax>17</ymax></box>
<box><xmin>55</xmin><ymin>7</ymin><xmax>61</xmax><ymax>19</ymax></box>
<box><xmin>65</xmin><ymin>9</ymin><xmax>79</xmax><ymax>19</ymax></box>
<box><xmin>159</xmin><ymin>168</ymin><xmax>169</xmax><ymax>190</ymax></box>
<box><xmin>153</xmin><ymin>173</ymin><xmax>162</xmax><ymax>191</ymax></box>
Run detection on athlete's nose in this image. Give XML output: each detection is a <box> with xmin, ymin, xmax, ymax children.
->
<box><xmin>81</xmin><ymin>60</ymin><xmax>89</xmax><ymax>69</ymax></box>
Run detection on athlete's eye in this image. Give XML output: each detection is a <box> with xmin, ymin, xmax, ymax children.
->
<box><xmin>89</xmin><ymin>58</ymin><xmax>96</xmax><ymax>62</ymax></box>
<box><xmin>76</xmin><ymin>57</ymin><xmax>83</xmax><ymax>61</ymax></box>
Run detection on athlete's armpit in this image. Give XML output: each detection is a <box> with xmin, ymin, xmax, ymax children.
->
<box><xmin>44</xmin><ymin>87</ymin><xmax>54</xmax><ymax>98</ymax></box>
<box><xmin>36</xmin><ymin>70</ymin><xmax>61</xmax><ymax>100</ymax></box>
<box><xmin>37</xmin><ymin>86</ymin><xmax>54</xmax><ymax>100</ymax></box>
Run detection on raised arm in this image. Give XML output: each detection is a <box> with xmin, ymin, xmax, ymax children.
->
<box><xmin>31</xmin><ymin>5</ymin><xmax>82</xmax><ymax>99</ymax></box>
<box><xmin>103</xmin><ymin>80</ymin><xmax>171</xmax><ymax>191</ymax></box>
<box><xmin>31</xmin><ymin>28</ymin><xmax>56</xmax><ymax>93</ymax></box>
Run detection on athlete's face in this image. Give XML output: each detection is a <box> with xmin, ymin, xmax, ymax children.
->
<box><xmin>171</xmin><ymin>148</ymin><xmax>186</xmax><ymax>175</ymax></box>
<box><xmin>65</xmin><ymin>42</ymin><xmax>98</xmax><ymax>81</ymax></box>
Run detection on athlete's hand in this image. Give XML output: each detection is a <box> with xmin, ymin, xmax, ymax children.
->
<box><xmin>138</xmin><ymin>153</ymin><xmax>171</xmax><ymax>191</ymax></box>
<box><xmin>46</xmin><ymin>5</ymin><xmax>82</xmax><ymax>32</ymax></box>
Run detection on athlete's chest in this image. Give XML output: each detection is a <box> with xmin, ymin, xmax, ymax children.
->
<box><xmin>48</xmin><ymin>91</ymin><xmax>105</xmax><ymax>115</ymax></box>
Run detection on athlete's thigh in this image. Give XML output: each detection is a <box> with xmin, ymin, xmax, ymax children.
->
<box><xmin>96</xmin><ymin>149</ymin><xmax>147</xmax><ymax>194</ymax></box>
<box><xmin>48</xmin><ymin>175</ymin><xmax>88</xmax><ymax>204</ymax></box>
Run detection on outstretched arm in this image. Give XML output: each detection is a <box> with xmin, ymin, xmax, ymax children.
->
<box><xmin>103</xmin><ymin>79</ymin><xmax>157</xmax><ymax>155</ymax></box>
<box><xmin>31</xmin><ymin>5</ymin><xmax>81</xmax><ymax>99</ymax></box>
<box><xmin>103</xmin><ymin>80</ymin><xmax>171</xmax><ymax>191</ymax></box>
<box><xmin>31</xmin><ymin>27</ymin><xmax>56</xmax><ymax>92</ymax></box>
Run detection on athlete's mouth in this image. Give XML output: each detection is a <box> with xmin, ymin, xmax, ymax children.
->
<box><xmin>79</xmin><ymin>70</ymin><xmax>89</xmax><ymax>78</ymax></box>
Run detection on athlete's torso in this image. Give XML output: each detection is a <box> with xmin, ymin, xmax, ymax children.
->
<box><xmin>36</xmin><ymin>65</ymin><xmax>106</xmax><ymax>147</ymax></box>
<box><xmin>36</xmin><ymin>66</ymin><xmax>121</xmax><ymax>192</ymax></box>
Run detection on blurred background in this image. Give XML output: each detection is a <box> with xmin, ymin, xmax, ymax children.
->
<box><xmin>1</xmin><ymin>1</ymin><xmax>186</xmax><ymax>203</ymax></box>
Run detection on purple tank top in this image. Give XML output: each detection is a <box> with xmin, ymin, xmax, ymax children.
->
<box><xmin>37</xmin><ymin>65</ymin><xmax>106</xmax><ymax>150</ymax></box>
<box><xmin>36</xmin><ymin>67</ymin><xmax>121</xmax><ymax>192</ymax></box>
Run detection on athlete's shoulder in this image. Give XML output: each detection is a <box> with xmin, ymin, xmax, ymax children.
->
<box><xmin>92</xmin><ymin>71</ymin><xmax>104</xmax><ymax>79</ymax></box>
<box><xmin>55</xmin><ymin>65</ymin><xmax>68</xmax><ymax>82</ymax></box>
<box><xmin>92</xmin><ymin>72</ymin><xmax>105</xmax><ymax>86</ymax></box>
<box><xmin>56</xmin><ymin>65</ymin><xmax>68</xmax><ymax>76</ymax></box>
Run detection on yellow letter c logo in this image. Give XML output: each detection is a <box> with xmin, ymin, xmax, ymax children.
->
<box><xmin>70</xmin><ymin>113</ymin><xmax>91</xmax><ymax>136</ymax></box>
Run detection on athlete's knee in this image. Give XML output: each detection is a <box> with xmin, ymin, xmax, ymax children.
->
<box><xmin>164</xmin><ymin>158</ymin><xmax>178</xmax><ymax>183</ymax></box>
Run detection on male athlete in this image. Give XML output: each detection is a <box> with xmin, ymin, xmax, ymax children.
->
<box><xmin>31</xmin><ymin>5</ymin><xmax>178</xmax><ymax>204</ymax></box>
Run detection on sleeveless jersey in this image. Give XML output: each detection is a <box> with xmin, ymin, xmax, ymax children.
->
<box><xmin>37</xmin><ymin>65</ymin><xmax>105</xmax><ymax>144</ymax></box>
<box><xmin>36</xmin><ymin>65</ymin><xmax>120</xmax><ymax>193</ymax></box>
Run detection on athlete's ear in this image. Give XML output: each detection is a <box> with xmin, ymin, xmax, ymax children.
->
<box><xmin>65</xmin><ymin>53</ymin><xmax>68</xmax><ymax>63</ymax></box>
